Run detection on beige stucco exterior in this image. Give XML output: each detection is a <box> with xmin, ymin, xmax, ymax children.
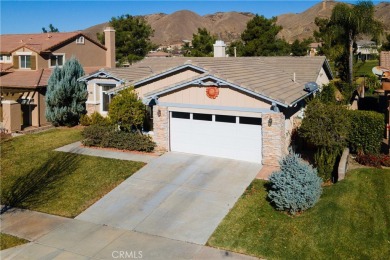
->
<box><xmin>49</xmin><ymin>39</ymin><xmax>106</xmax><ymax>68</ymax></box>
<box><xmin>159</xmin><ymin>85</ymin><xmax>272</xmax><ymax>109</ymax></box>
<box><xmin>135</xmin><ymin>69</ymin><xmax>202</xmax><ymax>98</ymax></box>
<box><xmin>316</xmin><ymin>67</ymin><xmax>330</xmax><ymax>87</ymax></box>
<box><xmin>10</xmin><ymin>37</ymin><xmax>106</xmax><ymax>71</ymax></box>
<box><xmin>86</xmin><ymin>79</ymin><xmax>122</xmax><ymax>115</ymax></box>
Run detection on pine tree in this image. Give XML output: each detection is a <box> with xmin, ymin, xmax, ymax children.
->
<box><xmin>45</xmin><ymin>57</ymin><xmax>87</xmax><ymax>126</ymax></box>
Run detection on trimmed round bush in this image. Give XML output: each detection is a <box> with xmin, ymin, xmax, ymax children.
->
<box><xmin>268</xmin><ymin>151</ymin><xmax>323</xmax><ymax>215</ymax></box>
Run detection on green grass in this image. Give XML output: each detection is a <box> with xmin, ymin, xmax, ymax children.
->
<box><xmin>0</xmin><ymin>233</ymin><xmax>29</xmax><ymax>250</ymax></box>
<box><xmin>208</xmin><ymin>168</ymin><xmax>390</xmax><ymax>259</ymax></box>
<box><xmin>1</xmin><ymin>128</ymin><xmax>145</xmax><ymax>217</ymax></box>
<box><xmin>329</xmin><ymin>60</ymin><xmax>379</xmax><ymax>78</ymax></box>
<box><xmin>354</xmin><ymin>60</ymin><xmax>379</xmax><ymax>77</ymax></box>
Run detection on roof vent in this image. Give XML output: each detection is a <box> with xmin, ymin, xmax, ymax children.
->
<box><xmin>304</xmin><ymin>82</ymin><xmax>319</xmax><ymax>92</ymax></box>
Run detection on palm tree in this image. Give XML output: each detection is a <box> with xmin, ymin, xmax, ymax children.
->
<box><xmin>330</xmin><ymin>1</ymin><xmax>383</xmax><ymax>85</ymax></box>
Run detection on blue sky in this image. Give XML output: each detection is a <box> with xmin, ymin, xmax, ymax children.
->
<box><xmin>0</xmin><ymin>0</ymin><xmax>383</xmax><ymax>34</ymax></box>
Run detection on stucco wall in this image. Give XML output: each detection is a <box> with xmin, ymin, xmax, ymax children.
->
<box><xmin>159</xmin><ymin>85</ymin><xmax>272</xmax><ymax>109</ymax></box>
<box><xmin>51</xmin><ymin>38</ymin><xmax>106</xmax><ymax>68</ymax></box>
<box><xmin>316</xmin><ymin>67</ymin><xmax>330</xmax><ymax>87</ymax></box>
<box><xmin>135</xmin><ymin>69</ymin><xmax>202</xmax><ymax>98</ymax></box>
<box><xmin>86</xmin><ymin>79</ymin><xmax>120</xmax><ymax>115</ymax></box>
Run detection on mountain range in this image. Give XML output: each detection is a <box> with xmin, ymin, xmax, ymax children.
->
<box><xmin>83</xmin><ymin>1</ymin><xmax>390</xmax><ymax>46</ymax></box>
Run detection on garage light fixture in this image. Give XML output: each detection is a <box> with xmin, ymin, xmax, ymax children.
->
<box><xmin>157</xmin><ymin>109</ymin><xmax>161</xmax><ymax>117</ymax></box>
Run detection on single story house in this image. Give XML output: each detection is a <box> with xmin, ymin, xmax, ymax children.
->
<box><xmin>79</xmin><ymin>44</ymin><xmax>333</xmax><ymax>166</ymax></box>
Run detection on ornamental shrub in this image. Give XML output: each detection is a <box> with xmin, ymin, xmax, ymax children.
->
<box><xmin>80</xmin><ymin>112</ymin><xmax>111</xmax><ymax>126</ymax></box>
<box><xmin>268</xmin><ymin>151</ymin><xmax>323</xmax><ymax>215</ymax></box>
<box><xmin>348</xmin><ymin>110</ymin><xmax>384</xmax><ymax>154</ymax></box>
<box><xmin>108</xmin><ymin>87</ymin><xmax>145</xmax><ymax>132</ymax></box>
<box><xmin>314</xmin><ymin>147</ymin><xmax>340</xmax><ymax>182</ymax></box>
<box><xmin>82</xmin><ymin>125</ymin><xmax>156</xmax><ymax>152</ymax></box>
<box><xmin>356</xmin><ymin>153</ymin><xmax>390</xmax><ymax>168</ymax></box>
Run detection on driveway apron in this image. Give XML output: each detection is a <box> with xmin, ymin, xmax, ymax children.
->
<box><xmin>76</xmin><ymin>152</ymin><xmax>262</xmax><ymax>245</ymax></box>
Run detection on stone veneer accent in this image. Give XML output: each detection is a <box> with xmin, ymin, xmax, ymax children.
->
<box><xmin>152</xmin><ymin>105</ymin><xmax>169</xmax><ymax>152</ymax></box>
<box><xmin>262</xmin><ymin>113</ymin><xmax>287</xmax><ymax>166</ymax></box>
<box><xmin>86</xmin><ymin>104</ymin><xmax>98</xmax><ymax>115</ymax></box>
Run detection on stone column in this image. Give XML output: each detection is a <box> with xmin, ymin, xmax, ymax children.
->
<box><xmin>262</xmin><ymin>113</ymin><xmax>287</xmax><ymax>166</ymax></box>
<box><xmin>1</xmin><ymin>100</ymin><xmax>21</xmax><ymax>132</ymax></box>
<box><xmin>152</xmin><ymin>105</ymin><xmax>169</xmax><ymax>152</ymax></box>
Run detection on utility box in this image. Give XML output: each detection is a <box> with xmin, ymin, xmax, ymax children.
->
<box><xmin>1</xmin><ymin>100</ymin><xmax>21</xmax><ymax>132</ymax></box>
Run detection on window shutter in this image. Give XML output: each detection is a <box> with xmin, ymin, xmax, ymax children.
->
<box><xmin>13</xmin><ymin>55</ymin><xmax>19</xmax><ymax>69</ymax></box>
<box><xmin>30</xmin><ymin>55</ymin><xmax>36</xmax><ymax>70</ymax></box>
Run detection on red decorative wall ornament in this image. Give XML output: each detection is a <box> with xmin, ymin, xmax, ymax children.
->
<box><xmin>206</xmin><ymin>86</ymin><xmax>219</xmax><ymax>99</ymax></box>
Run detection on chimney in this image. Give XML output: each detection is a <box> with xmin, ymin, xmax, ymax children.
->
<box><xmin>213</xmin><ymin>40</ymin><xmax>226</xmax><ymax>58</ymax></box>
<box><xmin>104</xmin><ymin>27</ymin><xmax>116</xmax><ymax>68</ymax></box>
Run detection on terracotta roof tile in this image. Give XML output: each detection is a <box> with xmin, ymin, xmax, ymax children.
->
<box><xmin>0</xmin><ymin>32</ymin><xmax>106</xmax><ymax>54</ymax></box>
<box><xmin>0</xmin><ymin>66</ymin><xmax>101</xmax><ymax>89</ymax></box>
<box><xmin>0</xmin><ymin>63</ymin><xmax>13</xmax><ymax>72</ymax></box>
<box><xmin>380</xmin><ymin>51</ymin><xmax>390</xmax><ymax>70</ymax></box>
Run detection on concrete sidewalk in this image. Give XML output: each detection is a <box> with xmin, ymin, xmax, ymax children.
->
<box><xmin>0</xmin><ymin>208</ymin><xmax>258</xmax><ymax>260</ymax></box>
<box><xmin>55</xmin><ymin>142</ymin><xmax>158</xmax><ymax>163</ymax></box>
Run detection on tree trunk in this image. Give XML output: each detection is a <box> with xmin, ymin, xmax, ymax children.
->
<box><xmin>348</xmin><ymin>32</ymin><xmax>354</xmax><ymax>86</ymax></box>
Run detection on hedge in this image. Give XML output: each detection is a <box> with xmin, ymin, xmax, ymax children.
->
<box><xmin>82</xmin><ymin>125</ymin><xmax>156</xmax><ymax>152</ymax></box>
<box><xmin>348</xmin><ymin>110</ymin><xmax>384</xmax><ymax>154</ymax></box>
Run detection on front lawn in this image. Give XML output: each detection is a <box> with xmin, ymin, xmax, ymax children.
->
<box><xmin>208</xmin><ymin>168</ymin><xmax>390</xmax><ymax>259</ymax></box>
<box><xmin>0</xmin><ymin>233</ymin><xmax>29</xmax><ymax>250</ymax></box>
<box><xmin>1</xmin><ymin>128</ymin><xmax>145</xmax><ymax>217</ymax></box>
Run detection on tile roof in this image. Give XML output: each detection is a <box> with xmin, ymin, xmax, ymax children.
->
<box><xmin>93</xmin><ymin>56</ymin><xmax>331</xmax><ymax>106</ymax></box>
<box><xmin>380</xmin><ymin>51</ymin><xmax>390</xmax><ymax>70</ymax></box>
<box><xmin>0</xmin><ymin>69</ymin><xmax>49</xmax><ymax>89</ymax></box>
<box><xmin>0</xmin><ymin>63</ymin><xmax>13</xmax><ymax>72</ymax></box>
<box><xmin>0</xmin><ymin>66</ymin><xmax>104</xmax><ymax>90</ymax></box>
<box><xmin>0</xmin><ymin>32</ymin><xmax>106</xmax><ymax>54</ymax></box>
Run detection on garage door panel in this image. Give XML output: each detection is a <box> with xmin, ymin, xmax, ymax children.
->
<box><xmin>170</xmin><ymin>112</ymin><xmax>262</xmax><ymax>163</ymax></box>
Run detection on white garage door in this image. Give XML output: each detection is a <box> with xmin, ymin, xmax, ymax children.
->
<box><xmin>170</xmin><ymin>111</ymin><xmax>262</xmax><ymax>163</ymax></box>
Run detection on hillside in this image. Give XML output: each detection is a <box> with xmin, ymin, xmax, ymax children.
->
<box><xmin>83</xmin><ymin>1</ymin><xmax>390</xmax><ymax>46</ymax></box>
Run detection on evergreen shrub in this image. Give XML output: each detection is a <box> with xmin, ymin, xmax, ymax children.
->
<box><xmin>82</xmin><ymin>125</ymin><xmax>156</xmax><ymax>152</ymax></box>
<box><xmin>80</xmin><ymin>112</ymin><xmax>111</xmax><ymax>126</ymax></box>
<box><xmin>45</xmin><ymin>57</ymin><xmax>87</xmax><ymax>126</ymax></box>
<box><xmin>268</xmin><ymin>151</ymin><xmax>323</xmax><ymax>215</ymax></box>
<box><xmin>348</xmin><ymin>110</ymin><xmax>384</xmax><ymax>154</ymax></box>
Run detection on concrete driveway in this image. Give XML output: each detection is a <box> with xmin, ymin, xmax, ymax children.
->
<box><xmin>76</xmin><ymin>152</ymin><xmax>261</xmax><ymax>245</ymax></box>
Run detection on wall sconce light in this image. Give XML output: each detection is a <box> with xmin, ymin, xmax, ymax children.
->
<box><xmin>157</xmin><ymin>109</ymin><xmax>161</xmax><ymax>117</ymax></box>
<box><xmin>268</xmin><ymin>118</ymin><xmax>273</xmax><ymax>127</ymax></box>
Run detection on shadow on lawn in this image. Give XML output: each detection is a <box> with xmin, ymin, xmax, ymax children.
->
<box><xmin>1</xmin><ymin>152</ymin><xmax>80</xmax><ymax>214</ymax></box>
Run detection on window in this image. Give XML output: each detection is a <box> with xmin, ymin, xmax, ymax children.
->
<box><xmin>0</xmin><ymin>55</ymin><xmax>11</xmax><ymax>63</ymax></box>
<box><xmin>101</xmin><ymin>85</ymin><xmax>115</xmax><ymax>112</ymax></box>
<box><xmin>50</xmin><ymin>54</ymin><xmax>64</xmax><ymax>67</ymax></box>
<box><xmin>239</xmin><ymin>117</ymin><xmax>262</xmax><ymax>125</ymax></box>
<box><xmin>76</xmin><ymin>36</ymin><xmax>85</xmax><ymax>44</ymax></box>
<box><xmin>20</xmin><ymin>55</ymin><xmax>31</xmax><ymax>69</ymax></box>
<box><xmin>172</xmin><ymin>112</ymin><xmax>190</xmax><ymax>119</ymax></box>
<box><xmin>193</xmin><ymin>113</ymin><xmax>212</xmax><ymax>121</ymax></box>
<box><xmin>215</xmin><ymin>115</ymin><xmax>236</xmax><ymax>123</ymax></box>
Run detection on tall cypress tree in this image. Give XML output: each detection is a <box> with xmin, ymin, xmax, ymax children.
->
<box><xmin>45</xmin><ymin>57</ymin><xmax>87</xmax><ymax>126</ymax></box>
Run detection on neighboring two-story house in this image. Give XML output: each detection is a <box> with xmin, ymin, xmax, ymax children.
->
<box><xmin>0</xmin><ymin>27</ymin><xmax>115</xmax><ymax>132</ymax></box>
